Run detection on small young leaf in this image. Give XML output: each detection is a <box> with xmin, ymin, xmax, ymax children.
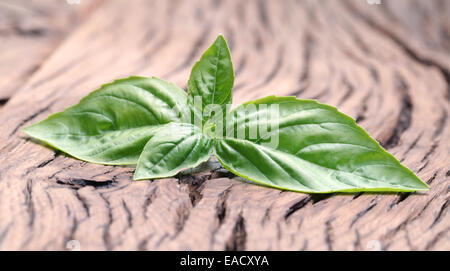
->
<box><xmin>134</xmin><ymin>123</ymin><xmax>213</xmax><ymax>180</ymax></box>
<box><xmin>22</xmin><ymin>76</ymin><xmax>191</xmax><ymax>165</ymax></box>
<box><xmin>215</xmin><ymin>96</ymin><xmax>428</xmax><ymax>193</ymax></box>
<box><xmin>188</xmin><ymin>35</ymin><xmax>234</xmax><ymax>120</ymax></box>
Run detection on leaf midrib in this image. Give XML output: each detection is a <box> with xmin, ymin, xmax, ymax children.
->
<box><xmin>210</xmin><ymin>44</ymin><xmax>222</xmax><ymax>105</ymax></box>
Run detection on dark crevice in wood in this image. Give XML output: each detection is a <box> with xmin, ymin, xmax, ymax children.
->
<box><xmin>216</xmin><ymin>187</ymin><xmax>231</xmax><ymax>225</ymax></box>
<box><xmin>24</xmin><ymin>152</ymin><xmax>59</xmax><ymax>176</ymax></box>
<box><xmin>137</xmin><ymin>233</ymin><xmax>154</xmax><ymax>251</ymax></box>
<box><xmin>382</xmin><ymin>74</ymin><xmax>412</xmax><ymax>149</ymax></box>
<box><xmin>10</xmin><ymin>101</ymin><xmax>55</xmax><ymax>136</ymax></box>
<box><xmin>433</xmin><ymin>109</ymin><xmax>447</xmax><ymax>139</ymax></box>
<box><xmin>421</xmin><ymin>142</ymin><xmax>438</xmax><ymax>163</ymax></box>
<box><xmin>0</xmin><ymin>98</ymin><xmax>9</xmax><ymax>106</ymax></box>
<box><xmin>300</xmin><ymin>239</ymin><xmax>308</xmax><ymax>251</ymax></box>
<box><xmin>36</xmin><ymin>156</ymin><xmax>56</xmax><ymax>169</ymax></box>
<box><xmin>325</xmin><ymin>217</ymin><xmax>335</xmax><ymax>251</ymax></box>
<box><xmin>284</xmin><ymin>196</ymin><xmax>311</xmax><ymax>220</ymax></box>
<box><xmin>311</xmin><ymin>193</ymin><xmax>334</xmax><ymax>204</ymax></box>
<box><xmin>65</xmin><ymin>216</ymin><xmax>79</xmax><ymax>247</ymax></box>
<box><xmin>337</xmin><ymin>37</ymin><xmax>379</xmax><ymax>84</ymax></box>
<box><xmin>350</xmin><ymin>201</ymin><xmax>377</xmax><ymax>228</ymax></box>
<box><xmin>225</xmin><ymin>213</ymin><xmax>247</xmax><ymax>251</ymax></box>
<box><xmin>353</xmin><ymin>229</ymin><xmax>362</xmax><ymax>251</ymax></box>
<box><xmin>338</xmin><ymin>76</ymin><xmax>354</xmax><ymax>106</ymax></box>
<box><xmin>308</xmin><ymin>87</ymin><xmax>328</xmax><ymax>100</ymax></box>
<box><xmin>155</xmin><ymin>233</ymin><xmax>169</xmax><ymax>248</ymax></box>
<box><xmin>122</xmin><ymin>200</ymin><xmax>133</xmax><ymax>228</ymax></box>
<box><xmin>382</xmin><ymin>194</ymin><xmax>437</xmax><ymax>247</ymax></box>
<box><xmin>425</xmin><ymin>227</ymin><xmax>449</xmax><ymax>250</ymax></box>
<box><xmin>426</xmin><ymin>171</ymin><xmax>439</xmax><ymax>185</ymax></box>
<box><xmin>142</xmin><ymin>187</ymin><xmax>157</xmax><ymax>220</ymax></box>
<box><xmin>12</xmin><ymin>24</ymin><xmax>47</xmax><ymax>37</ymax></box>
<box><xmin>99</xmin><ymin>193</ymin><xmax>113</xmax><ymax>251</ymax></box>
<box><xmin>58</xmin><ymin>178</ymin><xmax>115</xmax><ymax>190</ymax></box>
<box><xmin>356</xmin><ymin>92</ymin><xmax>371</xmax><ymax>123</ymax></box>
<box><xmin>73</xmin><ymin>189</ymin><xmax>90</xmax><ymax>217</ymax></box>
<box><xmin>293</xmin><ymin>33</ymin><xmax>314</xmax><ymax>96</ymax></box>
<box><xmin>429</xmin><ymin>198</ymin><xmax>449</xmax><ymax>229</ymax></box>
<box><xmin>24</xmin><ymin>179</ymin><xmax>35</xmax><ymax>228</ymax></box>
<box><xmin>401</xmin><ymin>132</ymin><xmax>423</xmax><ymax>161</ymax></box>
<box><xmin>404</xmin><ymin>228</ymin><xmax>416</xmax><ymax>251</ymax></box>
<box><xmin>0</xmin><ymin>222</ymin><xmax>13</xmax><ymax>248</ymax></box>
<box><xmin>177</xmin><ymin>175</ymin><xmax>208</xmax><ymax>207</ymax></box>
<box><xmin>257</xmin><ymin>0</ymin><xmax>271</xmax><ymax>33</ymax></box>
<box><xmin>261</xmin><ymin>205</ymin><xmax>272</xmax><ymax>225</ymax></box>
<box><xmin>210</xmin><ymin>186</ymin><xmax>233</xmax><ymax>248</ymax></box>
<box><xmin>173</xmin><ymin>202</ymin><xmax>191</xmax><ymax>238</ymax></box>
<box><xmin>235</xmin><ymin>55</ymin><xmax>247</xmax><ymax>76</ymax></box>
<box><xmin>352</xmin><ymin>192</ymin><xmax>364</xmax><ymax>200</ymax></box>
<box><xmin>253</xmin><ymin>28</ymin><xmax>263</xmax><ymax>51</ymax></box>
<box><xmin>416</xmin><ymin>160</ymin><xmax>429</xmax><ymax>174</ymax></box>
<box><xmin>395</xmin><ymin>193</ymin><xmax>412</xmax><ymax>205</ymax></box>
<box><xmin>45</xmin><ymin>190</ymin><xmax>53</xmax><ymax>208</ymax></box>
<box><xmin>90</xmin><ymin>167</ymin><xmax>116</xmax><ymax>178</ymax></box>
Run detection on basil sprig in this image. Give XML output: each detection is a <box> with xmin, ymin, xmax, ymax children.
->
<box><xmin>23</xmin><ymin>35</ymin><xmax>428</xmax><ymax>193</ymax></box>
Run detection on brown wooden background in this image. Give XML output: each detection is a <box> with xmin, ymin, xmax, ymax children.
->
<box><xmin>0</xmin><ymin>0</ymin><xmax>448</xmax><ymax>251</ymax></box>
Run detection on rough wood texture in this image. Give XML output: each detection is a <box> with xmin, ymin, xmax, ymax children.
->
<box><xmin>0</xmin><ymin>0</ymin><xmax>448</xmax><ymax>251</ymax></box>
<box><xmin>0</xmin><ymin>0</ymin><xmax>101</xmax><ymax>103</ymax></box>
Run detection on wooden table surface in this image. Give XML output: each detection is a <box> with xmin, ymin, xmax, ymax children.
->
<box><xmin>0</xmin><ymin>0</ymin><xmax>448</xmax><ymax>251</ymax></box>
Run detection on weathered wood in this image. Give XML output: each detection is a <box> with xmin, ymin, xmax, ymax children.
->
<box><xmin>0</xmin><ymin>0</ymin><xmax>101</xmax><ymax>104</ymax></box>
<box><xmin>0</xmin><ymin>0</ymin><xmax>448</xmax><ymax>251</ymax></box>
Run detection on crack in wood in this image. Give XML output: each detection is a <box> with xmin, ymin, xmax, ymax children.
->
<box><xmin>122</xmin><ymin>200</ymin><xmax>133</xmax><ymax>229</ymax></box>
<box><xmin>350</xmin><ymin>201</ymin><xmax>377</xmax><ymax>228</ymax></box>
<box><xmin>225</xmin><ymin>213</ymin><xmax>247</xmax><ymax>251</ymax></box>
<box><xmin>325</xmin><ymin>217</ymin><xmax>335</xmax><ymax>251</ymax></box>
<box><xmin>426</xmin><ymin>171</ymin><xmax>439</xmax><ymax>185</ymax></box>
<box><xmin>10</xmin><ymin>101</ymin><xmax>55</xmax><ymax>136</ymax></box>
<box><xmin>292</xmin><ymin>32</ymin><xmax>314</xmax><ymax>96</ymax></box>
<box><xmin>99</xmin><ymin>193</ymin><xmax>113</xmax><ymax>251</ymax></box>
<box><xmin>24</xmin><ymin>179</ymin><xmax>35</xmax><ymax>228</ymax></box>
<box><xmin>284</xmin><ymin>196</ymin><xmax>311</xmax><ymax>220</ymax></box>
<box><xmin>382</xmin><ymin>73</ymin><xmax>412</xmax><ymax>149</ymax></box>
<box><xmin>429</xmin><ymin>198</ymin><xmax>449</xmax><ymax>229</ymax></box>
<box><xmin>425</xmin><ymin>227</ymin><xmax>450</xmax><ymax>250</ymax></box>
<box><xmin>142</xmin><ymin>187</ymin><xmax>157</xmax><ymax>221</ymax></box>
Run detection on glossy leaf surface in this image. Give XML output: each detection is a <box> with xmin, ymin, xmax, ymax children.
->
<box><xmin>215</xmin><ymin>96</ymin><xmax>428</xmax><ymax>193</ymax></box>
<box><xmin>23</xmin><ymin>76</ymin><xmax>190</xmax><ymax>165</ymax></box>
<box><xmin>134</xmin><ymin>123</ymin><xmax>213</xmax><ymax>180</ymax></box>
<box><xmin>188</xmin><ymin>35</ymin><xmax>234</xmax><ymax>120</ymax></box>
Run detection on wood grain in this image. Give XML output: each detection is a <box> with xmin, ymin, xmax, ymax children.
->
<box><xmin>0</xmin><ymin>0</ymin><xmax>101</xmax><ymax>104</ymax></box>
<box><xmin>0</xmin><ymin>0</ymin><xmax>448</xmax><ymax>251</ymax></box>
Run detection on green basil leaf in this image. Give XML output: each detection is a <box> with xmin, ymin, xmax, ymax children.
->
<box><xmin>22</xmin><ymin>76</ymin><xmax>191</xmax><ymax>165</ymax></box>
<box><xmin>134</xmin><ymin>123</ymin><xmax>213</xmax><ymax>180</ymax></box>
<box><xmin>188</xmin><ymin>35</ymin><xmax>234</xmax><ymax>120</ymax></box>
<box><xmin>215</xmin><ymin>96</ymin><xmax>428</xmax><ymax>193</ymax></box>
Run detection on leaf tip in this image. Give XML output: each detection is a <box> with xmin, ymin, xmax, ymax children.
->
<box><xmin>215</xmin><ymin>34</ymin><xmax>226</xmax><ymax>43</ymax></box>
<box><xmin>20</xmin><ymin>124</ymin><xmax>36</xmax><ymax>137</ymax></box>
